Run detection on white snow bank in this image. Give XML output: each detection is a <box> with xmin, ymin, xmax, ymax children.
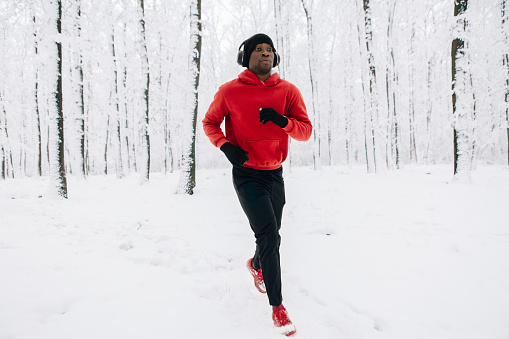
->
<box><xmin>1</xmin><ymin>165</ymin><xmax>508</xmax><ymax>339</ymax></box>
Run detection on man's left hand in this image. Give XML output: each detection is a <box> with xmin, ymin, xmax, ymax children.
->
<box><xmin>259</xmin><ymin>108</ymin><xmax>288</xmax><ymax>128</ymax></box>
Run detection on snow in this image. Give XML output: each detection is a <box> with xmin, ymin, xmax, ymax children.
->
<box><xmin>1</xmin><ymin>165</ymin><xmax>509</xmax><ymax>339</ymax></box>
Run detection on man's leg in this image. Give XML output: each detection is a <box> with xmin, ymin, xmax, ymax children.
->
<box><xmin>233</xmin><ymin>167</ymin><xmax>285</xmax><ymax>306</ymax></box>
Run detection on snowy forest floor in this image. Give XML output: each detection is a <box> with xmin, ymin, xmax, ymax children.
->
<box><xmin>1</xmin><ymin>164</ymin><xmax>508</xmax><ymax>339</ymax></box>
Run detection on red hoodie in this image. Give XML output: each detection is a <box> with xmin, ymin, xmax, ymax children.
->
<box><xmin>203</xmin><ymin>70</ymin><xmax>312</xmax><ymax>170</ymax></box>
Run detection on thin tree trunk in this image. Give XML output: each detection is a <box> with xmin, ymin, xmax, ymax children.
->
<box><xmin>0</xmin><ymin>147</ymin><xmax>4</xmax><ymax>179</ymax></box>
<box><xmin>355</xmin><ymin>3</ymin><xmax>374</xmax><ymax>173</ymax></box>
<box><xmin>469</xmin><ymin>72</ymin><xmax>477</xmax><ymax>170</ymax></box>
<box><xmin>84</xmin><ymin>80</ymin><xmax>91</xmax><ymax>175</ymax></box>
<box><xmin>274</xmin><ymin>0</ymin><xmax>292</xmax><ymax>170</ymax></box>
<box><xmin>76</xmin><ymin>1</ymin><xmax>86</xmax><ymax>178</ymax></box>
<box><xmin>178</xmin><ymin>0</ymin><xmax>201</xmax><ymax>194</ymax></box>
<box><xmin>48</xmin><ymin>0</ymin><xmax>68</xmax><ymax>198</ymax></box>
<box><xmin>502</xmin><ymin>0</ymin><xmax>509</xmax><ymax>165</ymax></box>
<box><xmin>425</xmin><ymin>59</ymin><xmax>433</xmax><ymax>165</ymax></box>
<box><xmin>273</xmin><ymin>0</ymin><xmax>288</xmax><ymax>79</ymax></box>
<box><xmin>104</xmin><ymin>114</ymin><xmax>109</xmax><ymax>175</ymax></box>
<box><xmin>139</xmin><ymin>0</ymin><xmax>150</xmax><ymax>182</ymax></box>
<box><xmin>327</xmin><ymin>68</ymin><xmax>334</xmax><ymax>166</ymax></box>
<box><xmin>164</xmin><ymin>56</ymin><xmax>174</xmax><ymax>174</ymax></box>
<box><xmin>0</xmin><ymin>94</ymin><xmax>7</xmax><ymax>179</ymax></box>
<box><xmin>344</xmin><ymin>24</ymin><xmax>356</xmax><ymax>166</ymax></box>
<box><xmin>409</xmin><ymin>24</ymin><xmax>418</xmax><ymax>164</ymax></box>
<box><xmin>112</xmin><ymin>31</ymin><xmax>124</xmax><ymax>179</ymax></box>
<box><xmin>300</xmin><ymin>0</ymin><xmax>321</xmax><ymax>170</ymax></box>
<box><xmin>392</xmin><ymin>50</ymin><xmax>400</xmax><ymax>169</ymax></box>
<box><xmin>121</xmin><ymin>22</ymin><xmax>134</xmax><ymax>174</ymax></box>
<box><xmin>386</xmin><ymin>0</ymin><xmax>399</xmax><ymax>169</ymax></box>
<box><xmin>33</xmin><ymin>15</ymin><xmax>42</xmax><ymax>176</ymax></box>
<box><xmin>452</xmin><ymin>0</ymin><xmax>472</xmax><ymax>180</ymax></box>
<box><xmin>362</xmin><ymin>0</ymin><xmax>382</xmax><ymax>172</ymax></box>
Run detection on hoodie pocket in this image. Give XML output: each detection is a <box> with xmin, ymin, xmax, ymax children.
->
<box><xmin>242</xmin><ymin>139</ymin><xmax>283</xmax><ymax>168</ymax></box>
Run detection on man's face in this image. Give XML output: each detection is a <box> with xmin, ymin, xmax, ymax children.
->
<box><xmin>248</xmin><ymin>43</ymin><xmax>274</xmax><ymax>78</ymax></box>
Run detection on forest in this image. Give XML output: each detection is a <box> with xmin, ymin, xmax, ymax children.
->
<box><xmin>2</xmin><ymin>2</ymin><xmax>509</xmax><ymax>337</ymax></box>
<box><xmin>0</xmin><ymin>0</ymin><xmax>508</xmax><ymax>195</ymax></box>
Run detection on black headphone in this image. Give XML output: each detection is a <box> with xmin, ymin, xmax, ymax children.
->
<box><xmin>237</xmin><ymin>41</ymin><xmax>280</xmax><ymax>68</ymax></box>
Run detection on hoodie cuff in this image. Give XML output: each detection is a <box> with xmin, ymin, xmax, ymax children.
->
<box><xmin>282</xmin><ymin>118</ymin><xmax>294</xmax><ymax>134</ymax></box>
<box><xmin>216</xmin><ymin>138</ymin><xmax>229</xmax><ymax>149</ymax></box>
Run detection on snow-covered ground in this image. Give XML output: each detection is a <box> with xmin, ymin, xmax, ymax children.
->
<box><xmin>1</xmin><ymin>165</ymin><xmax>508</xmax><ymax>339</ymax></box>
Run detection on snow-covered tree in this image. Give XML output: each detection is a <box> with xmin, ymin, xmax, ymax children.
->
<box><xmin>300</xmin><ymin>0</ymin><xmax>321</xmax><ymax>170</ymax></box>
<box><xmin>178</xmin><ymin>0</ymin><xmax>202</xmax><ymax>195</ymax></box>
<box><xmin>0</xmin><ymin>0</ymin><xmax>508</xmax><ymax>183</ymax></box>
<box><xmin>503</xmin><ymin>0</ymin><xmax>509</xmax><ymax>165</ymax></box>
<box><xmin>138</xmin><ymin>0</ymin><xmax>151</xmax><ymax>183</ymax></box>
<box><xmin>47</xmin><ymin>0</ymin><xmax>68</xmax><ymax>198</ymax></box>
<box><xmin>452</xmin><ymin>0</ymin><xmax>473</xmax><ymax>181</ymax></box>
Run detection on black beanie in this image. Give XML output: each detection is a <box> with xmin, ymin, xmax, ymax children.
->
<box><xmin>241</xmin><ymin>33</ymin><xmax>276</xmax><ymax>67</ymax></box>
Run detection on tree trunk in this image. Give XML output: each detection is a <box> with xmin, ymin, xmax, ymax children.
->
<box><xmin>355</xmin><ymin>5</ymin><xmax>374</xmax><ymax>172</ymax></box>
<box><xmin>139</xmin><ymin>0</ymin><xmax>150</xmax><ymax>183</ymax></box>
<box><xmin>48</xmin><ymin>0</ymin><xmax>68</xmax><ymax>198</ymax></box>
<box><xmin>425</xmin><ymin>59</ymin><xmax>433</xmax><ymax>165</ymax></box>
<box><xmin>344</xmin><ymin>22</ymin><xmax>356</xmax><ymax>166</ymax></box>
<box><xmin>104</xmin><ymin>114</ymin><xmax>109</xmax><ymax>175</ymax></box>
<box><xmin>164</xmin><ymin>55</ymin><xmax>174</xmax><ymax>174</ymax></box>
<box><xmin>0</xmin><ymin>147</ymin><xmax>4</xmax><ymax>180</ymax></box>
<box><xmin>452</xmin><ymin>0</ymin><xmax>472</xmax><ymax>180</ymax></box>
<box><xmin>409</xmin><ymin>24</ymin><xmax>418</xmax><ymax>164</ymax></box>
<box><xmin>386</xmin><ymin>0</ymin><xmax>399</xmax><ymax>169</ymax></box>
<box><xmin>273</xmin><ymin>0</ymin><xmax>290</xmax><ymax>79</ymax></box>
<box><xmin>32</xmin><ymin>15</ymin><xmax>43</xmax><ymax>177</ymax></box>
<box><xmin>0</xmin><ymin>95</ymin><xmax>7</xmax><ymax>179</ymax></box>
<box><xmin>121</xmin><ymin>22</ymin><xmax>134</xmax><ymax>174</ymax></box>
<box><xmin>111</xmin><ymin>31</ymin><xmax>124</xmax><ymax>179</ymax></box>
<box><xmin>502</xmin><ymin>0</ymin><xmax>509</xmax><ymax>165</ymax></box>
<box><xmin>274</xmin><ymin>0</ymin><xmax>293</xmax><ymax>169</ymax></box>
<box><xmin>300</xmin><ymin>0</ymin><xmax>321</xmax><ymax>170</ymax></box>
<box><xmin>178</xmin><ymin>0</ymin><xmax>201</xmax><ymax>195</ymax></box>
<box><xmin>361</xmin><ymin>0</ymin><xmax>383</xmax><ymax>173</ymax></box>
<box><xmin>78</xmin><ymin>16</ymin><xmax>86</xmax><ymax>177</ymax></box>
<box><xmin>73</xmin><ymin>0</ymin><xmax>86</xmax><ymax>178</ymax></box>
<box><xmin>327</xmin><ymin>31</ymin><xmax>337</xmax><ymax>166</ymax></box>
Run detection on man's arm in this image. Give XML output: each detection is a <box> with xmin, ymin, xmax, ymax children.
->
<box><xmin>202</xmin><ymin>88</ymin><xmax>229</xmax><ymax>148</ymax></box>
<box><xmin>282</xmin><ymin>87</ymin><xmax>313</xmax><ymax>142</ymax></box>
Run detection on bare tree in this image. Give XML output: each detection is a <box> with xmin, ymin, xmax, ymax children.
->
<box><xmin>31</xmin><ymin>13</ymin><xmax>43</xmax><ymax>177</ymax></box>
<box><xmin>75</xmin><ymin>0</ymin><xmax>86</xmax><ymax>178</ymax></box>
<box><xmin>356</xmin><ymin>0</ymin><xmax>383</xmax><ymax>173</ymax></box>
<box><xmin>503</xmin><ymin>0</ymin><xmax>509</xmax><ymax>165</ymax></box>
<box><xmin>48</xmin><ymin>0</ymin><xmax>68</xmax><ymax>198</ymax></box>
<box><xmin>120</xmin><ymin>22</ymin><xmax>135</xmax><ymax>174</ymax></box>
<box><xmin>163</xmin><ymin>54</ymin><xmax>175</xmax><ymax>174</ymax></box>
<box><xmin>0</xmin><ymin>93</ymin><xmax>8</xmax><ymax>179</ymax></box>
<box><xmin>111</xmin><ymin>31</ymin><xmax>124</xmax><ymax>179</ymax></box>
<box><xmin>408</xmin><ymin>22</ymin><xmax>418</xmax><ymax>164</ymax></box>
<box><xmin>139</xmin><ymin>0</ymin><xmax>151</xmax><ymax>182</ymax></box>
<box><xmin>300</xmin><ymin>0</ymin><xmax>321</xmax><ymax>170</ymax></box>
<box><xmin>452</xmin><ymin>0</ymin><xmax>472</xmax><ymax>180</ymax></box>
<box><xmin>177</xmin><ymin>0</ymin><xmax>201</xmax><ymax>195</ymax></box>
<box><xmin>273</xmin><ymin>0</ymin><xmax>290</xmax><ymax>79</ymax></box>
<box><xmin>385</xmin><ymin>0</ymin><xmax>400</xmax><ymax>169</ymax></box>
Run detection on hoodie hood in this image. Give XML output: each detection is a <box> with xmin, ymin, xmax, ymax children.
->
<box><xmin>238</xmin><ymin>69</ymin><xmax>280</xmax><ymax>87</ymax></box>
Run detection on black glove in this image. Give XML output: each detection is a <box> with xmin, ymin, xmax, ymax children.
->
<box><xmin>259</xmin><ymin>108</ymin><xmax>288</xmax><ymax>128</ymax></box>
<box><xmin>220</xmin><ymin>142</ymin><xmax>249</xmax><ymax>167</ymax></box>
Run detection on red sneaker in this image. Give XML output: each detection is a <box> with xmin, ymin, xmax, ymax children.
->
<box><xmin>272</xmin><ymin>305</ymin><xmax>296</xmax><ymax>336</ymax></box>
<box><xmin>246</xmin><ymin>258</ymin><xmax>266</xmax><ymax>293</ymax></box>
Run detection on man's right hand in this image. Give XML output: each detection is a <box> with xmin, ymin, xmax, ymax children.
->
<box><xmin>220</xmin><ymin>142</ymin><xmax>249</xmax><ymax>167</ymax></box>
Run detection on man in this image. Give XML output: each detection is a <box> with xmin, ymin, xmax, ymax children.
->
<box><xmin>202</xmin><ymin>33</ymin><xmax>312</xmax><ymax>336</ymax></box>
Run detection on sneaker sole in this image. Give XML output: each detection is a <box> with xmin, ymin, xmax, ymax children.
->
<box><xmin>246</xmin><ymin>260</ymin><xmax>267</xmax><ymax>293</ymax></box>
<box><xmin>274</xmin><ymin>323</ymin><xmax>297</xmax><ymax>337</ymax></box>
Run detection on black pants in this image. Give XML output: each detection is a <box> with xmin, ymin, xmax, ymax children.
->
<box><xmin>232</xmin><ymin>166</ymin><xmax>285</xmax><ymax>306</ymax></box>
